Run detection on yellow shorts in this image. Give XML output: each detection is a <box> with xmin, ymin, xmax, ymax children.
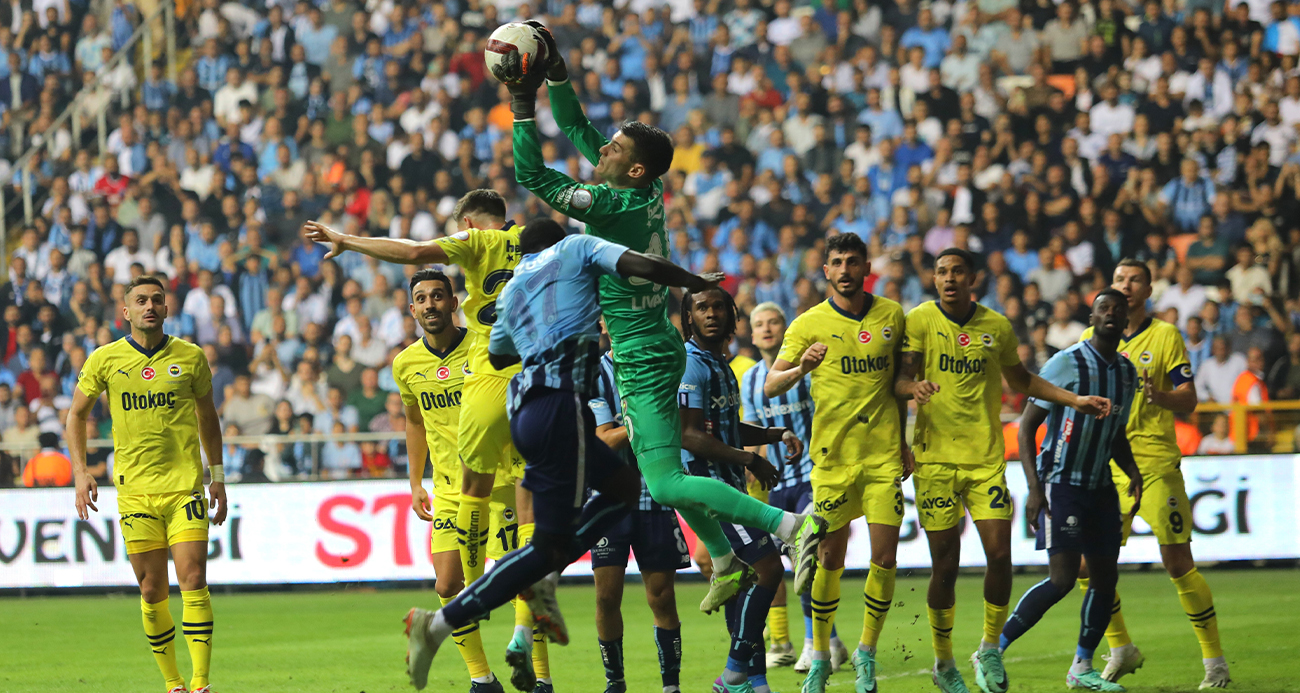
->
<box><xmin>913</xmin><ymin>462</ymin><xmax>1013</xmax><ymax>532</ymax></box>
<box><xmin>1114</xmin><ymin>464</ymin><xmax>1192</xmax><ymax>545</ymax></box>
<box><xmin>118</xmin><ymin>491</ymin><xmax>210</xmax><ymax>554</ymax></box>
<box><xmin>459</xmin><ymin>374</ymin><xmax>525</xmax><ymax>480</ymax></box>
<box><xmin>430</xmin><ymin>483</ymin><xmax>519</xmax><ymax>559</ymax></box>
<box><xmin>747</xmin><ymin>475</ymin><xmax>769</xmax><ymax>503</ymax></box>
<box><xmin>812</xmin><ymin>464</ymin><xmax>904</xmax><ymax>531</ymax></box>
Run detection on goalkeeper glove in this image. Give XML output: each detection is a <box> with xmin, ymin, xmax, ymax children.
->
<box><xmin>523</xmin><ymin>20</ymin><xmax>568</xmax><ymax>83</ymax></box>
<box><xmin>491</xmin><ymin>47</ymin><xmax>547</xmax><ymax>120</ymax></box>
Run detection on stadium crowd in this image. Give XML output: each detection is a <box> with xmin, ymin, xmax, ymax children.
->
<box><xmin>4</xmin><ymin>0</ymin><xmax>1300</xmax><ymax>486</ymax></box>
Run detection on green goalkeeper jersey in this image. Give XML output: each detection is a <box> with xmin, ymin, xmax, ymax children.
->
<box><xmin>513</xmin><ymin>80</ymin><xmax>672</xmax><ymax>343</ymax></box>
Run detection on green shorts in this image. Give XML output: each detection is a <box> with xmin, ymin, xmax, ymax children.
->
<box><xmin>611</xmin><ymin>334</ymin><xmax>685</xmax><ymax>463</ymax></box>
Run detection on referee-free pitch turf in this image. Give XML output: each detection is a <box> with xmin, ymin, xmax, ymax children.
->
<box><xmin>1</xmin><ymin>569</ymin><xmax>1295</xmax><ymax>692</ymax></box>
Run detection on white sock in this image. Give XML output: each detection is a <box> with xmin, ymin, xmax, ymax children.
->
<box><xmin>1070</xmin><ymin>656</ymin><xmax>1093</xmax><ymax>675</ymax></box>
<box><xmin>1111</xmin><ymin>642</ymin><xmax>1135</xmax><ymax>655</ymax></box>
<box><xmin>804</xmin><ymin>637</ymin><xmax>813</xmax><ymax>649</ymax></box>
<box><xmin>752</xmin><ymin>682</ymin><xmax>771</xmax><ymax>693</ymax></box>
<box><xmin>538</xmin><ymin>677</ymin><xmax>552</xmax><ymax>684</ymax></box>
<box><xmin>471</xmin><ymin>674</ymin><xmax>495</xmax><ymax>684</ymax></box>
<box><xmin>979</xmin><ymin>640</ymin><xmax>998</xmax><ymax>652</ymax></box>
<box><xmin>813</xmin><ymin>650</ymin><xmax>831</xmax><ymax>661</ymax></box>
<box><xmin>427</xmin><ymin>610</ymin><xmax>453</xmax><ymax>641</ymax></box>
<box><xmin>776</xmin><ymin>512</ymin><xmax>801</xmax><ymax>544</ymax></box>
<box><xmin>664</xmin><ymin>687</ymin><xmax>681</xmax><ymax>693</ymax></box>
<box><xmin>935</xmin><ymin>658</ymin><xmax>957</xmax><ymax>671</ymax></box>
<box><xmin>513</xmin><ymin>624</ymin><xmax>532</xmax><ymax>647</ymax></box>
<box><xmin>713</xmin><ymin>551</ymin><xmax>740</xmax><ymax>576</ymax></box>
<box><xmin>858</xmin><ymin>643</ymin><xmax>875</xmax><ymax>654</ymax></box>
<box><xmin>723</xmin><ymin>668</ymin><xmax>746</xmax><ymax>685</ymax></box>
<box><xmin>1204</xmin><ymin>656</ymin><xmax>1226</xmax><ymax>668</ymax></box>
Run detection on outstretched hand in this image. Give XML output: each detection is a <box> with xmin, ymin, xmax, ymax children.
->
<box><xmin>523</xmin><ymin>20</ymin><xmax>567</xmax><ymax>83</ymax></box>
<box><xmin>303</xmin><ymin>220</ymin><xmax>345</xmax><ymax>260</ymax></box>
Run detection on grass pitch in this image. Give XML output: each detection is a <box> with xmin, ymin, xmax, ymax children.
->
<box><xmin>1</xmin><ymin>568</ymin><xmax>1295</xmax><ymax>692</ymax></box>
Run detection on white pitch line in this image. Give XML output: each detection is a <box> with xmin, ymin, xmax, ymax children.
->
<box><xmin>821</xmin><ymin>650</ymin><xmax>1077</xmax><ymax>686</ymax></box>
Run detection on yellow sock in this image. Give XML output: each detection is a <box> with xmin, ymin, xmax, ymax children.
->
<box><xmin>442</xmin><ymin>595</ymin><xmax>491</xmax><ymax>679</ymax></box>
<box><xmin>180</xmin><ymin>587</ymin><xmax>214</xmax><ymax>690</ymax></box>
<box><xmin>533</xmin><ymin>628</ymin><xmax>551</xmax><ymax>679</ymax></box>
<box><xmin>811</xmin><ymin>566</ymin><xmax>843</xmax><ymax>654</ymax></box>
<box><xmin>928</xmin><ymin>607</ymin><xmax>955</xmax><ymax>661</ymax></box>
<box><xmin>141</xmin><ymin>596</ymin><xmax>185</xmax><ymax>689</ymax></box>
<box><xmin>1079</xmin><ymin>577</ymin><xmax>1132</xmax><ymax>648</ymax></box>
<box><xmin>983</xmin><ymin>599</ymin><xmax>1010</xmax><ymax>647</ymax></box>
<box><xmin>1172</xmin><ymin>568</ymin><xmax>1222</xmax><ymax>659</ymax></box>
<box><xmin>515</xmin><ymin>523</ymin><xmax>536</xmax><ymax>629</ymax></box>
<box><xmin>860</xmin><ymin>562</ymin><xmax>896</xmax><ymax>649</ymax></box>
<box><xmin>457</xmin><ymin>494</ymin><xmax>492</xmax><ymax>585</ymax></box>
<box><xmin>768</xmin><ymin>598</ymin><xmax>790</xmax><ymax>645</ymax></box>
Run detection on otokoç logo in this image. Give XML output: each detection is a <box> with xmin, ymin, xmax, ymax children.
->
<box><xmin>121</xmin><ymin>391</ymin><xmax>178</xmax><ymax>410</ymax></box>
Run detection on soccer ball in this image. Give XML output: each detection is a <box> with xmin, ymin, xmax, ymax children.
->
<box><xmin>484</xmin><ymin>22</ymin><xmax>549</xmax><ymax>84</ymax></box>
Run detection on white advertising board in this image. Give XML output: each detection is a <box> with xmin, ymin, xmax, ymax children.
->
<box><xmin>1</xmin><ymin>456</ymin><xmax>1296</xmax><ymax>588</ymax></box>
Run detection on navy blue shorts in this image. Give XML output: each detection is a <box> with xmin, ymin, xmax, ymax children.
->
<box><xmin>510</xmin><ymin>387</ymin><xmax>629</xmax><ymax>536</ymax></box>
<box><xmin>1035</xmin><ymin>483</ymin><xmax>1123</xmax><ymax>557</ymax></box>
<box><xmin>591</xmin><ymin>509</ymin><xmax>691</xmax><ymax>572</ymax></box>
<box><xmin>721</xmin><ymin>521</ymin><xmax>780</xmax><ymax>566</ymax></box>
<box><xmin>769</xmin><ymin>481</ymin><xmax>813</xmax><ymax>513</ymax></box>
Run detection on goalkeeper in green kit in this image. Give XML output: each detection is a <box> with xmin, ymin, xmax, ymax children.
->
<box><xmin>494</xmin><ymin>22</ymin><xmax>826</xmax><ymax>612</ymax></box>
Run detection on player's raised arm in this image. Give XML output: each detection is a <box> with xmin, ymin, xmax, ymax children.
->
<box><xmin>1004</xmin><ymin>361</ymin><xmax>1111</xmax><ymax>418</ymax></box>
<box><xmin>523</xmin><ymin>22</ymin><xmax>608</xmax><ymax>165</ymax></box>
<box><xmin>1017</xmin><ymin>401</ymin><xmax>1051</xmax><ymax>531</ymax></box>
<box><xmin>303</xmin><ymin>220</ymin><xmax>449</xmax><ymax>265</ymax></box>
<box><xmin>195</xmin><ymin>389</ymin><xmax>228</xmax><ymax>525</ymax></box>
<box><xmin>405</xmin><ymin>403</ymin><xmax>434</xmax><ymax>521</ymax></box>
<box><xmin>613</xmin><ymin>249</ymin><xmax>722</xmax><ymax>292</ymax></box>
<box><xmin>66</xmin><ymin>386</ymin><xmax>98</xmax><ymax>519</ymax></box>
<box><xmin>679</xmin><ymin>406</ymin><xmax>779</xmax><ymax>489</ymax></box>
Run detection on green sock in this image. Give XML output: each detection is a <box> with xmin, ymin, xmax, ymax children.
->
<box><xmin>640</xmin><ymin>454</ymin><xmax>785</xmax><ymax>557</ymax></box>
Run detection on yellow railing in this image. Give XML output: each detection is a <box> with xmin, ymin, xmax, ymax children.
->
<box><xmin>1191</xmin><ymin>400</ymin><xmax>1300</xmax><ymax>454</ymax></box>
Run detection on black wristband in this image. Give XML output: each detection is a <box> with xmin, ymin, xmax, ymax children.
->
<box><xmin>509</xmin><ymin>95</ymin><xmax>537</xmax><ymax>120</ymax></box>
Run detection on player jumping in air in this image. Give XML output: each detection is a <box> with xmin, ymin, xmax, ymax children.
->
<box><xmin>498</xmin><ymin>22</ymin><xmax>826</xmax><ymax>612</ymax></box>
<box><xmin>894</xmin><ymin>248</ymin><xmax>1111</xmax><ymax>693</ymax></box>
<box><xmin>1078</xmin><ymin>259</ymin><xmax>1229</xmax><ymax>689</ymax></box>
<box><xmin>741</xmin><ymin>302</ymin><xmax>849</xmax><ymax>674</ymax></box>
<box><xmin>590</xmin><ymin>344</ymin><xmax>690</xmax><ymax>693</ymax></box>
<box><xmin>394</xmin><ymin>268</ymin><xmax>510</xmax><ymax>693</ymax></box>
<box><xmin>402</xmin><ymin>220</ymin><xmax>722</xmax><ymax>690</ymax></box>
<box><xmin>765</xmin><ymin>233</ymin><xmax>910</xmax><ymax>693</ymax></box>
<box><xmin>304</xmin><ymin>190</ymin><xmax>552</xmax><ymax>690</ymax></box>
<box><xmin>679</xmin><ymin>286</ymin><xmax>803</xmax><ymax>693</ymax></box>
<box><xmin>1002</xmin><ymin>289</ymin><xmax>1144</xmax><ymax>693</ymax></box>
<box><xmin>69</xmin><ymin>276</ymin><xmax>227</xmax><ymax>693</ymax></box>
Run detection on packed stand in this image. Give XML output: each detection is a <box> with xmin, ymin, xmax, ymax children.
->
<box><xmin>7</xmin><ymin>0</ymin><xmax>1300</xmax><ymax>487</ymax></box>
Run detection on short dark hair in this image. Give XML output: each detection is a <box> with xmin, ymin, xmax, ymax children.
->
<box><xmin>519</xmin><ymin>218</ymin><xmax>568</xmax><ymax>255</ymax></box>
<box><xmin>451</xmin><ymin>189</ymin><xmax>507</xmax><ymax>223</ymax></box>
<box><xmin>1116</xmin><ymin>257</ymin><xmax>1152</xmax><ymax>283</ymax></box>
<box><xmin>125</xmin><ymin>275</ymin><xmax>166</xmax><ymax>296</ymax></box>
<box><xmin>826</xmin><ymin>232</ymin><xmax>868</xmax><ymax>259</ymax></box>
<box><xmin>409</xmin><ymin>268</ymin><xmax>453</xmax><ymax>295</ymax></box>
<box><xmin>619</xmin><ymin>121</ymin><xmax>674</xmax><ymax>182</ymax></box>
<box><xmin>936</xmin><ymin>247</ymin><xmax>978</xmax><ymax>272</ymax></box>
<box><xmin>680</xmin><ymin>286</ymin><xmax>738</xmax><ymax>343</ymax></box>
<box><xmin>1093</xmin><ymin>288</ymin><xmax>1127</xmax><ymax>308</ymax></box>
<box><xmin>38</xmin><ymin>431</ymin><xmax>60</xmax><ymax>449</ymax></box>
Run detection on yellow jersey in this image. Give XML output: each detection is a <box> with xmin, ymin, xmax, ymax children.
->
<box><xmin>777</xmin><ymin>296</ymin><xmax>905</xmax><ymax>472</ymax></box>
<box><xmin>730</xmin><ymin>353</ymin><xmax>757</xmax><ymax>420</ymax></box>
<box><xmin>77</xmin><ymin>335</ymin><xmax>213</xmax><ymax>495</ymax></box>
<box><xmin>904</xmin><ymin>301</ymin><xmax>1021</xmax><ymax>468</ymax></box>
<box><xmin>433</xmin><ymin>225</ymin><xmax>523</xmax><ymax>379</ymax></box>
<box><xmin>393</xmin><ymin>328</ymin><xmax>472</xmax><ymax>497</ymax></box>
<box><xmin>1080</xmin><ymin>317</ymin><xmax>1191</xmax><ymax>474</ymax></box>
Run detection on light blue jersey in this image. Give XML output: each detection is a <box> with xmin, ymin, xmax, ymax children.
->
<box><xmin>740</xmin><ymin>359</ymin><xmax>814</xmax><ymax>492</ymax></box>
<box><xmin>679</xmin><ymin>340</ymin><xmax>746</xmax><ymax>491</ymax></box>
<box><xmin>1031</xmin><ymin>340</ymin><xmax>1137</xmax><ymax>489</ymax></box>
<box><xmin>590</xmin><ymin>352</ymin><xmax>665</xmax><ymax>512</ymax></box>
<box><xmin>490</xmin><ymin>234</ymin><xmax>629</xmax><ymax>415</ymax></box>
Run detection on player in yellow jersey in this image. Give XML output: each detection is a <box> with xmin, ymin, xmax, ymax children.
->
<box><xmin>68</xmin><ymin>276</ymin><xmax>226</xmax><ymax>693</ymax></box>
<box><xmin>1077</xmin><ymin>259</ymin><xmax>1229</xmax><ymax>690</ymax></box>
<box><xmin>396</xmin><ymin>268</ymin><xmax>512</xmax><ymax>693</ymax></box>
<box><xmin>895</xmin><ymin>249</ymin><xmax>1110</xmax><ymax>693</ymax></box>
<box><xmin>765</xmin><ymin>233</ymin><xmax>909</xmax><ymax>693</ymax></box>
<box><xmin>304</xmin><ymin>189</ymin><xmax>552</xmax><ymax>692</ymax></box>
